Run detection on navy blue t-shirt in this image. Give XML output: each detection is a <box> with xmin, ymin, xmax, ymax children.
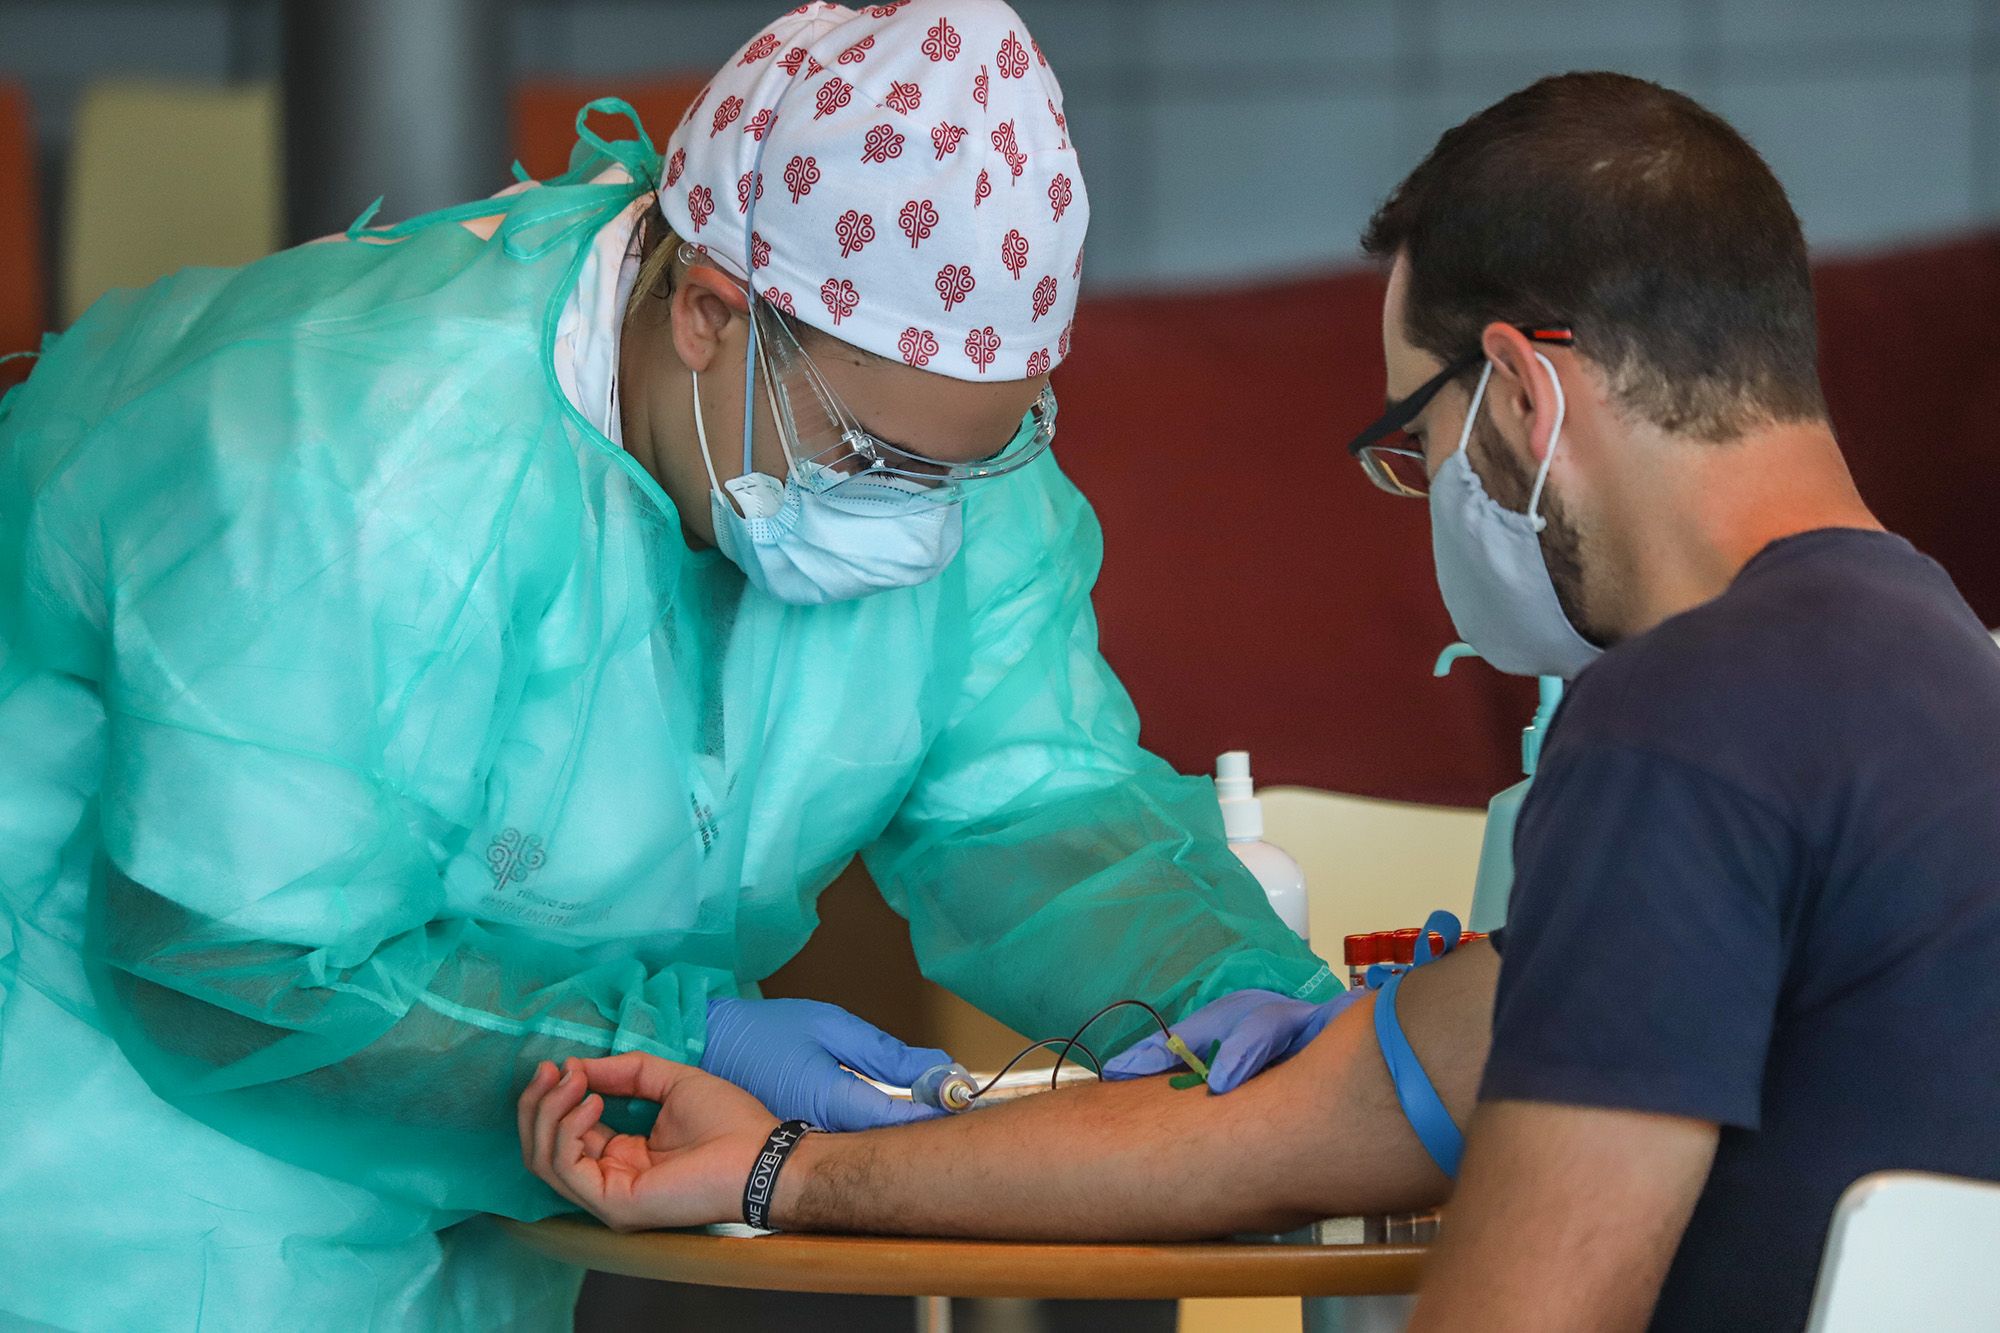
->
<box><xmin>1481</xmin><ymin>529</ymin><xmax>2000</xmax><ymax>1331</ymax></box>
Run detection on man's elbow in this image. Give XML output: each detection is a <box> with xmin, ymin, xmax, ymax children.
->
<box><xmin>1272</xmin><ymin>950</ymin><xmax>1500</xmax><ymax>1220</ymax></box>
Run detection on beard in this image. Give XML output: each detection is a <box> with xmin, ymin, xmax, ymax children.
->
<box><xmin>1465</xmin><ymin>409</ymin><xmax>1607</xmax><ymax>647</ymax></box>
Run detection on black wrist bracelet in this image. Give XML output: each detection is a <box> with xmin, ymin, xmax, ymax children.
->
<box><xmin>742</xmin><ymin>1120</ymin><xmax>814</xmax><ymax>1231</ymax></box>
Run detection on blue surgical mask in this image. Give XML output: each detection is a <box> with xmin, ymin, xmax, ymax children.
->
<box><xmin>693</xmin><ymin>369</ymin><xmax>963</xmax><ymax>605</ymax></box>
<box><xmin>1428</xmin><ymin>355</ymin><xmax>1601</xmax><ymax>679</ymax></box>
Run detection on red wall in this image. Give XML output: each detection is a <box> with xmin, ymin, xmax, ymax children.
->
<box><xmin>1057</xmin><ymin>231</ymin><xmax>2000</xmax><ymax>808</ymax></box>
<box><xmin>0</xmin><ymin>84</ymin><xmax>43</xmax><ymax>388</ymax></box>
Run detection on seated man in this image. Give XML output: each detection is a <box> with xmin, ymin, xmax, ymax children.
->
<box><xmin>519</xmin><ymin>72</ymin><xmax>2000</xmax><ymax>1331</ymax></box>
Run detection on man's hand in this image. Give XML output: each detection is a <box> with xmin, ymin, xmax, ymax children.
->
<box><xmin>1102</xmin><ymin>987</ymin><xmax>1367</xmax><ymax>1092</ymax></box>
<box><xmin>517</xmin><ymin>1054</ymin><xmax>779</xmax><ymax>1231</ymax></box>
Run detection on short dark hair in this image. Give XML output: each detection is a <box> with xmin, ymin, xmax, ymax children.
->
<box><xmin>1362</xmin><ymin>72</ymin><xmax>1827</xmax><ymax>440</ymax></box>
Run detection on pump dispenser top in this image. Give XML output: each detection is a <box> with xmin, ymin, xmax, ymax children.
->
<box><xmin>1215</xmin><ymin>750</ymin><xmax>1264</xmax><ymax>839</ymax></box>
<box><xmin>1214</xmin><ymin>751</ymin><xmax>1308</xmax><ymax>940</ymax></box>
<box><xmin>1435</xmin><ymin>644</ymin><xmax>1563</xmax><ymax>781</ymax></box>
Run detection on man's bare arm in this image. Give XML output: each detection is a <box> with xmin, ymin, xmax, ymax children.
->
<box><xmin>768</xmin><ymin>941</ymin><xmax>1500</xmax><ymax>1239</ymax></box>
<box><xmin>1409</xmin><ymin>1101</ymin><xmax>1719</xmax><ymax>1332</ymax></box>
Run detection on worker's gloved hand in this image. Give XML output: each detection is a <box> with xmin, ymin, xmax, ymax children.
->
<box><xmin>697</xmin><ymin>997</ymin><xmax>956</xmax><ymax>1131</ymax></box>
<box><xmin>1101</xmin><ymin>987</ymin><xmax>1368</xmax><ymax>1093</ymax></box>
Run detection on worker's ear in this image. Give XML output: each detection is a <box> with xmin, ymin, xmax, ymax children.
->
<box><xmin>670</xmin><ymin>266</ymin><xmax>751</xmax><ymax>375</ymax></box>
<box><xmin>1479</xmin><ymin>323</ymin><xmax>1560</xmax><ymax>468</ymax></box>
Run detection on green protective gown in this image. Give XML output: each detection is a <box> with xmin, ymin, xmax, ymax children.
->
<box><xmin>0</xmin><ymin>124</ymin><xmax>1335</xmax><ymax>1331</ymax></box>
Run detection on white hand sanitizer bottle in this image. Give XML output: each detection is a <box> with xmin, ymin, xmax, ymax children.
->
<box><xmin>1215</xmin><ymin>751</ymin><xmax>1309</xmax><ymax>940</ymax></box>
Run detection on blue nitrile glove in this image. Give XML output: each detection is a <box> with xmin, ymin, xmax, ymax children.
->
<box><xmin>697</xmin><ymin>997</ymin><xmax>957</xmax><ymax>1131</ymax></box>
<box><xmin>1101</xmin><ymin>988</ymin><xmax>1368</xmax><ymax>1093</ymax></box>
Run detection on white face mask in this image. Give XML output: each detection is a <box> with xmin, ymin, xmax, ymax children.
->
<box><xmin>1427</xmin><ymin>355</ymin><xmax>1602</xmax><ymax>679</ymax></box>
<box><xmin>693</xmin><ymin>368</ymin><xmax>963</xmax><ymax>605</ymax></box>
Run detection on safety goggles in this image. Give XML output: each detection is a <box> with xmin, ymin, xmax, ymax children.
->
<box><xmin>749</xmin><ymin>299</ymin><xmax>1057</xmax><ymax>505</ymax></box>
<box><xmin>1344</xmin><ymin>325</ymin><xmax>1574</xmax><ymax>498</ymax></box>
<box><xmin>679</xmin><ymin>245</ymin><xmax>1057</xmax><ymax>505</ymax></box>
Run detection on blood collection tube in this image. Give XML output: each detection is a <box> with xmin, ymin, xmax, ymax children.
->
<box><xmin>1344</xmin><ymin>934</ymin><xmax>1374</xmax><ymax>991</ymax></box>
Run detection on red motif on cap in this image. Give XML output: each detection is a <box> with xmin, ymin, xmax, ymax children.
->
<box><xmin>974</xmin><ymin>169</ymin><xmax>992</xmax><ymax>208</ymax></box>
<box><xmin>997</xmin><ymin>32</ymin><xmax>1029</xmax><ymax>79</ymax></box>
<box><xmin>740</xmin><ymin>33</ymin><xmax>781</xmax><ymax>65</ymax></box>
<box><xmin>763</xmin><ymin>287</ymin><xmax>796</xmax><ymax>315</ymax></box>
<box><xmin>1058</xmin><ymin>320</ymin><xmax>1074</xmax><ymax>358</ymax></box>
<box><xmin>1002</xmin><ymin>229</ymin><xmax>1029</xmax><ymax>280</ymax></box>
<box><xmin>744</xmin><ymin>108</ymin><xmax>778</xmax><ymax>141</ymax></box>
<box><xmin>899</xmin><ymin>198</ymin><xmax>939</xmax><ymax>249</ymax></box>
<box><xmin>687</xmin><ymin>184</ymin><xmax>715</xmax><ymax>231</ymax></box>
<box><xmin>899</xmin><ymin>327</ymin><xmax>939</xmax><ymax>367</ymax></box>
<box><xmin>751</xmin><ymin>231</ymin><xmax>772</xmax><ymax>270</ymax></box>
<box><xmin>964</xmin><ymin>326</ymin><xmax>1001</xmax><ymax>374</ymax></box>
<box><xmin>1027</xmin><ymin>348</ymin><xmax>1051</xmax><ymax>376</ymax></box>
<box><xmin>838</xmin><ymin>35</ymin><xmax>875</xmax><ymax>65</ymax></box>
<box><xmin>815</xmin><ymin>77</ymin><xmax>854</xmax><ymax>120</ymax></box>
<box><xmin>992</xmin><ymin>121</ymin><xmax>1025</xmax><ymax>179</ymax></box>
<box><xmin>886</xmin><ymin>80</ymin><xmax>923</xmax><ymax>115</ymax></box>
<box><xmin>931</xmin><ymin>122</ymin><xmax>967</xmax><ymax>160</ymax></box>
<box><xmin>861</xmin><ymin>123</ymin><xmax>906</xmax><ymax>164</ymax></box>
<box><xmin>1032</xmin><ymin>274</ymin><xmax>1058</xmax><ymax>321</ymax></box>
<box><xmin>936</xmin><ymin>263</ymin><xmax>975</xmax><ymax>312</ymax></box>
<box><xmin>1049</xmin><ymin>173</ymin><xmax>1073</xmax><ymax>222</ymax></box>
<box><xmin>736</xmin><ymin>170</ymin><xmax>764</xmax><ymax>213</ymax></box>
<box><xmin>820</xmin><ymin>278</ymin><xmax>860</xmax><ymax>325</ymax></box>
<box><xmin>665</xmin><ymin>147</ymin><xmax>687</xmax><ymax>187</ymax></box>
<box><xmin>835</xmin><ymin>209</ymin><xmax>876</xmax><ymax>259</ymax></box>
<box><xmin>783</xmin><ymin>154</ymin><xmax>821</xmax><ymax>203</ymax></box>
<box><xmin>973</xmin><ymin>66</ymin><xmax>989</xmax><ymax>108</ymax></box>
<box><xmin>922</xmin><ymin>16</ymin><xmax>961</xmax><ymax>62</ymax></box>
<box><xmin>779</xmin><ymin>46</ymin><xmax>809</xmax><ymax>76</ymax></box>
<box><xmin>711</xmin><ymin>94</ymin><xmax>745</xmax><ymax>136</ymax></box>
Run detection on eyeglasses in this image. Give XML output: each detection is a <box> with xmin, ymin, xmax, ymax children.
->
<box><xmin>1344</xmin><ymin>325</ymin><xmax>1574</xmax><ymax>497</ymax></box>
<box><xmin>679</xmin><ymin>244</ymin><xmax>1056</xmax><ymax>506</ymax></box>
<box><xmin>750</xmin><ymin>300</ymin><xmax>1056</xmax><ymax>504</ymax></box>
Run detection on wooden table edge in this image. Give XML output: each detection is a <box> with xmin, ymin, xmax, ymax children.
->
<box><xmin>499</xmin><ymin>1217</ymin><xmax>1428</xmax><ymax>1300</ymax></box>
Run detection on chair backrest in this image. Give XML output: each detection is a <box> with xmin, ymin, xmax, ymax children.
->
<box><xmin>513</xmin><ymin>79</ymin><xmax>709</xmax><ymax>183</ymax></box>
<box><xmin>61</xmin><ymin>81</ymin><xmax>281</xmax><ymax>325</ymax></box>
<box><xmin>1805</xmin><ymin>1171</ymin><xmax>2000</xmax><ymax>1332</ymax></box>
<box><xmin>0</xmin><ymin>82</ymin><xmax>43</xmax><ymax>382</ymax></box>
<box><xmin>1257</xmin><ymin>785</ymin><xmax>1486</xmax><ymax>958</ymax></box>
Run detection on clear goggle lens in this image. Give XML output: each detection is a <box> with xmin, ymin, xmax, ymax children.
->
<box><xmin>751</xmin><ymin>302</ymin><xmax>1056</xmax><ymax>505</ymax></box>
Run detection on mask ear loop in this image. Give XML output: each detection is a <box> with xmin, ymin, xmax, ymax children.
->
<box><xmin>693</xmin><ymin>359</ymin><xmax>794</xmax><ymax>523</ymax></box>
<box><xmin>751</xmin><ymin>320</ymin><xmax>794</xmax><ymax>485</ymax></box>
<box><xmin>1452</xmin><ymin>362</ymin><xmax>1495</xmax><ymax>459</ymax></box>
<box><xmin>1524</xmin><ymin>350</ymin><xmax>1567</xmax><ymax>535</ymax></box>
<box><xmin>692</xmin><ymin>369</ymin><xmax>727</xmax><ymax>498</ymax></box>
<box><xmin>738</xmin><ymin>251</ymin><xmax>762</xmax><ymax>484</ymax></box>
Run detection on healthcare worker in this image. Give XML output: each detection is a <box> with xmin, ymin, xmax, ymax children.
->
<box><xmin>0</xmin><ymin>3</ymin><xmax>1332</xmax><ymax>1328</ymax></box>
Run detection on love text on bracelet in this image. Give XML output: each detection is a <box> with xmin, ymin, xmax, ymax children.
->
<box><xmin>742</xmin><ymin>1119</ymin><xmax>814</xmax><ymax>1231</ymax></box>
